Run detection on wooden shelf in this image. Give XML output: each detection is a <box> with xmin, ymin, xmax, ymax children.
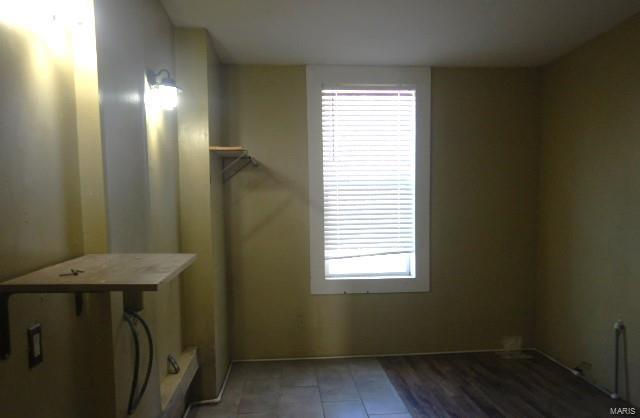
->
<box><xmin>0</xmin><ymin>253</ymin><xmax>196</xmax><ymax>359</ymax></box>
<box><xmin>0</xmin><ymin>253</ymin><xmax>196</xmax><ymax>293</ymax></box>
<box><xmin>209</xmin><ymin>145</ymin><xmax>258</xmax><ymax>182</ymax></box>
<box><xmin>209</xmin><ymin>145</ymin><xmax>248</xmax><ymax>158</ymax></box>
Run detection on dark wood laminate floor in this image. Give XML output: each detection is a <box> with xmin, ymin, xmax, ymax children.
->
<box><xmin>380</xmin><ymin>351</ymin><xmax>634</xmax><ymax>418</ymax></box>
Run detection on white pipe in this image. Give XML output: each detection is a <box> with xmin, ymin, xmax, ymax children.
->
<box><xmin>235</xmin><ymin>347</ymin><xmax>515</xmax><ymax>363</ymax></box>
<box><xmin>182</xmin><ymin>362</ymin><xmax>234</xmax><ymax>418</ymax></box>
<box><xmin>612</xmin><ymin>319</ymin><xmax>626</xmax><ymax>400</ymax></box>
<box><xmin>535</xmin><ymin>349</ymin><xmax>615</xmax><ymax>398</ymax></box>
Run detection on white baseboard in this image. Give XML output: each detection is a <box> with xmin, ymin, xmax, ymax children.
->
<box><xmin>233</xmin><ymin>347</ymin><xmax>537</xmax><ymax>363</ymax></box>
<box><xmin>532</xmin><ymin>348</ymin><xmax>615</xmax><ymax>398</ymax></box>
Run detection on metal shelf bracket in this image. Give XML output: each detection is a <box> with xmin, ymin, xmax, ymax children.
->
<box><xmin>221</xmin><ymin>150</ymin><xmax>258</xmax><ymax>182</ymax></box>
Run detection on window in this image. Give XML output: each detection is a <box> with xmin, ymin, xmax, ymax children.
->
<box><xmin>307</xmin><ymin>66</ymin><xmax>430</xmax><ymax>294</ymax></box>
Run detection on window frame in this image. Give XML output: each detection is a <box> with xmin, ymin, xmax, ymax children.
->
<box><xmin>307</xmin><ymin>65</ymin><xmax>431</xmax><ymax>295</ymax></box>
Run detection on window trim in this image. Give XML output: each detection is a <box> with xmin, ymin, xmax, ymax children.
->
<box><xmin>307</xmin><ymin>65</ymin><xmax>431</xmax><ymax>295</ymax></box>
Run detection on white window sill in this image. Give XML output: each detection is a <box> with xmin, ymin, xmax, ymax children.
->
<box><xmin>311</xmin><ymin>276</ymin><xmax>429</xmax><ymax>295</ymax></box>
<box><xmin>326</xmin><ymin>275</ymin><xmax>416</xmax><ymax>281</ymax></box>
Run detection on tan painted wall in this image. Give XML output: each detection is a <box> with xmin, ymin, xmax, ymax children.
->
<box><xmin>175</xmin><ymin>28</ymin><xmax>229</xmax><ymax>397</ymax></box>
<box><xmin>207</xmin><ymin>35</ymin><xmax>231</xmax><ymax>393</ymax></box>
<box><xmin>93</xmin><ymin>0</ymin><xmax>184</xmax><ymax>415</ymax></box>
<box><xmin>0</xmin><ymin>1</ymin><xmax>191</xmax><ymax>417</ymax></box>
<box><xmin>0</xmin><ymin>15</ymin><xmax>91</xmax><ymax>418</ymax></box>
<box><xmin>222</xmin><ymin>65</ymin><xmax>540</xmax><ymax>359</ymax></box>
<box><xmin>73</xmin><ymin>2</ymin><xmax>118</xmax><ymax>415</ymax></box>
<box><xmin>537</xmin><ymin>14</ymin><xmax>640</xmax><ymax>404</ymax></box>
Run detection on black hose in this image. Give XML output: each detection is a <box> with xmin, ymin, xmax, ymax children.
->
<box><xmin>123</xmin><ymin>313</ymin><xmax>140</xmax><ymax>415</ymax></box>
<box><xmin>127</xmin><ymin>310</ymin><xmax>154</xmax><ymax>412</ymax></box>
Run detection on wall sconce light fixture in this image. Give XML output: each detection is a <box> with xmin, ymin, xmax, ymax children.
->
<box><xmin>146</xmin><ymin>69</ymin><xmax>181</xmax><ymax>111</ymax></box>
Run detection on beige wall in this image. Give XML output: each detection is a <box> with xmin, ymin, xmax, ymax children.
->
<box><xmin>0</xmin><ymin>11</ymin><xmax>92</xmax><ymax>418</ymax></box>
<box><xmin>94</xmin><ymin>0</ymin><xmax>185</xmax><ymax>415</ymax></box>
<box><xmin>222</xmin><ymin>65</ymin><xmax>540</xmax><ymax>359</ymax></box>
<box><xmin>175</xmin><ymin>28</ymin><xmax>229</xmax><ymax>397</ymax></box>
<box><xmin>207</xmin><ymin>35</ymin><xmax>231</xmax><ymax>393</ymax></box>
<box><xmin>537</xmin><ymin>14</ymin><xmax>640</xmax><ymax>404</ymax></box>
<box><xmin>0</xmin><ymin>0</ymin><xmax>186</xmax><ymax>416</ymax></box>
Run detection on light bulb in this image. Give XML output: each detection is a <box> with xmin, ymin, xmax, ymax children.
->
<box><xmin>147</xmin><ymin>83</ymin><xmax>179</xmax><ymax>111</ymax></box>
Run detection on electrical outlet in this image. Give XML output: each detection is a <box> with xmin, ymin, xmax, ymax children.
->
<box><xmin>27</xmin><ymin>323</ymin><xmax>43</xmax><ymax>368</ymax></box>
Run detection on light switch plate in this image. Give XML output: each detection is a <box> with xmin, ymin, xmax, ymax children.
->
<box><xmin>27</xmin><ymin>323</ymin><xmax>43</xmax><ymax>368</ymax></box>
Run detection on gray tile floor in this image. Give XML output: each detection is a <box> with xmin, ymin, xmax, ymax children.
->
<box><xmin>188</xmin><ymin>358</ymin><xmax>412</xmax><ymax>418</ymax></box>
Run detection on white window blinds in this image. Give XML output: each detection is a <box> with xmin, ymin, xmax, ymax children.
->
<box><xmin>322</xmin><ymin>88</ymin><xmax>416</xmax><ymax>279</ymax></box>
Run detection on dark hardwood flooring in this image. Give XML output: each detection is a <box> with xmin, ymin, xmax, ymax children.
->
<box><xmin>380</xmin><ymin>350</ymin><xmax>634</xmax><ymax>418</ymax></box>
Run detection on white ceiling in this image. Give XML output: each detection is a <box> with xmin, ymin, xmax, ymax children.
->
<box><xmin>161</xmin><ymin>0</ymin><xmax>640</xmax><ymax>66</ymax></box>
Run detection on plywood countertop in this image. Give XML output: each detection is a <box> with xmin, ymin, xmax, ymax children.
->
<box><xmin>0</xmin><ymin>253</ymin><xmax>196</xmax><ymax>293</ymax></box>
